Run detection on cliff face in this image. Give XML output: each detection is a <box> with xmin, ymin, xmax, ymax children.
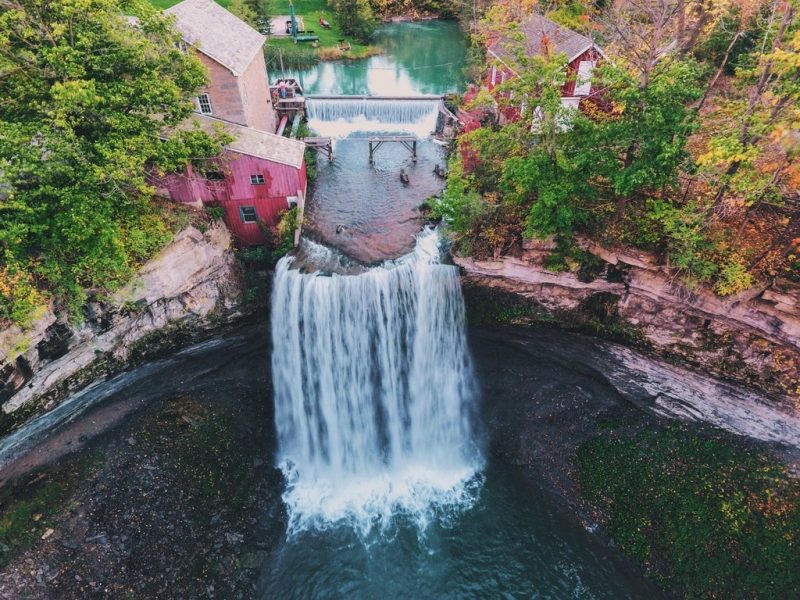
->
<box><xmin>455</xmin><ymin>238</ymin><xmax>800</xmax><ymax>403</ymax></box>
<box><xmin>0</xmin><ymin>225</ymin><xmax>243</xmax><ymax>426</ymax></box>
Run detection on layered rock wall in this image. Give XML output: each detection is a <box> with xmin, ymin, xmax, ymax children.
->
<box><xmin>0</xmin><ymin>225</ymin><xmax>243</xmax><ymax>423</ymax></box>
<box><xmin>456</xmin><ymin>238</ymin><xmax>800</xmax><ymax>402</ymax></box>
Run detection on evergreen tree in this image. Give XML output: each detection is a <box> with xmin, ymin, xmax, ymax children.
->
<box><xmin>246</xmin><ymin>0</ymin><xmax>272</xmax><ymax>35</ymax></box>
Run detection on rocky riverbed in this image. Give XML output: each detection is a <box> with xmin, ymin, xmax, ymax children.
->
<box><xmin>0</xmin><ymin>315</ymin><xmax>797</xmax><ymax>597</ymax></box>
<box><xmin>0</xmin><ymin>322</ymin><xmax>283</xmax><ymax>598</ymax></box>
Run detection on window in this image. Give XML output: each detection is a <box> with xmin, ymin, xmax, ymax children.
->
<box><xmin>205</xmin><ymin>171</ymin><xmax>225</xmax><ymax>181</ymax></box>
<box><xmin>240</xmin><ymin>206</ymin><xmax>258</xmax><ymax>223</ymax></box>
<box><xmin>250</xmin><ymin>174</ymin><xmax>265</xmax><ymax>185</ymax></box>
<box><xmin>574</xmin><ymin>61</ymin><xmax>595</xmax><ymax>96</ymax></box>
<box><xmin>197</xmin><ymin>93</ymin><xmax>212</xmax><ymax>114</ymax></box>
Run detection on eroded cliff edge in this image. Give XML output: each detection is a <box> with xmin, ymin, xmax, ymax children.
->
<box><xmin>0</xmin><ymin>225</ymin><xmax>243</xmax><ymax>433</ymax></box>
<box><xmin>455</xmin><ymin>238</ymin><xmax>800</xmax><ymax>404</ymax></box>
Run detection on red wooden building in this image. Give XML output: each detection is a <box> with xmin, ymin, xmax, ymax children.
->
<box><xmin>157</xmin><ymin>0</ymin><xmax>305</xmax><ymax>246</ymax></box>
<box><xmin>157</xmin><ymin>115</ymin><xmax>307</xmax><ymax>246</ymax></box>
<box><xmin>484</xmin><ymin>14</ymin><xmax>605</xmax><ymax>115</ymax></box>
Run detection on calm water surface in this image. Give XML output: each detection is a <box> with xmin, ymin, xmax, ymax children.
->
<box><xmin>289</xmin><ymin>21</ymin><xmax>468</xmax><ymax>96</ymax></box>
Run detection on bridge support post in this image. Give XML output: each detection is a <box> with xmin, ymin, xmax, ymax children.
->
<box><xmin>369</xmin><ymin>140</ymin><xmax>386</xmax><ymax>165</ymax></box>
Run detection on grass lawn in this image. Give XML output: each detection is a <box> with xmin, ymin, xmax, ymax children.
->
<box><xmin>149</xmin><ymin>0</ymin><xmax>380</xmax><ymax>59</ymax></box>
<box><xmin>266</xmin><ymin>0</ymin><xmax>377</xmax><ymax>58</ymax></box>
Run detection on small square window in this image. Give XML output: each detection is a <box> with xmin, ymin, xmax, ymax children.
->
<box><xmin>250</xmin><ymin>174</ymin><xmax>265</xmax><ymax>185</ymax></box>
<box><xmin>240</xmin><ymin>206</ymin><xmax>258</xmax><ymax>223</ymax></box>
<box><xmin>205</xmin><ymin>171</ymin><xmax>225</xmax><ymax>181</ymax></box>
<box><xmin>197</xmin><ymin>93</ymin><xmax>212</xmax><ymax>114</ymax></box>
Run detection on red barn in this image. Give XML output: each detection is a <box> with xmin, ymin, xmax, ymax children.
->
<box><xmin>158</xmin><ymin>115</ymin><xmax>307</xmax><ymax>246</ymax></box>
<box><xmin>156</xmin><ymin>0</ymin><xmax>305</xmax><ymax>246</ymax></box>
<box><xmin>485</xmin><ymin>14</ymin><xmax>605</xmax><ymax>115</ymax></box>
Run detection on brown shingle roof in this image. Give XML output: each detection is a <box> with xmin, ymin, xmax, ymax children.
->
<box><xmin>488</xmin><ymin>14</ymin><xmax>602</xmax><ymax>68</ymax></box>
<box><xmin>165</xmin><ymin>0</ymin><xmax>265</xmax><ymax>76</ymax></box>
<box><xmin>176</xmin><ymin>114</ymin><xmax>306</xmax><ymax>169</ymax></box>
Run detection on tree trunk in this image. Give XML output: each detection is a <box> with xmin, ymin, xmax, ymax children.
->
<box><xmin>696</xmin><ymin>30</ymin><xmax>743</xmax><ymax>113</ymax></box>
<box><xmin>712</xmin><ymin>1</ymin><xmax>795</xmax><ymax>208</ymax></box>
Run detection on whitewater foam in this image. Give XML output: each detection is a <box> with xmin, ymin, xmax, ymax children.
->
<box><xmin>271</xmin><ymin>229</ymin><xmax>483</xmax><ymax>536</ymax></box>
<box><xmin>305</xmin><ymin>97</ymin><xmax>441</xmax><ymax>139</ymax></box>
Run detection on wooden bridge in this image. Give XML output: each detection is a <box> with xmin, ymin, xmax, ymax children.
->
<box><xmin>301</xmin><ymin>137</ymin><xmax>334</xmax><ymax>161</ymax></box>
<box><xmin>300</xmin><ymin>136</ymin><xmax>421</xmax><ymax>164</ymax></box>
<box><xmin>299</xmin><ymin>94</ymin><xmax>461</xmax><ymax>163</ymax></box>
<box><xmin>368</xmin><ymin>136</ymin><xmax>417</xmax><ymax>164</ymax></box>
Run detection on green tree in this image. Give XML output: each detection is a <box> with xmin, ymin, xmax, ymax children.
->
<box><xmin>575</xmin><ymin>59</ymin><xmax>703</xmax><ymax>218</ymax></box>
<box><xmin>0</xmin><ymin>0</ymin><xmax>225</xmax><ymax>322</ymax></box>
<box><xmin>245</xmin><ymin>0</ymin><xmax>272</xmax><ymax>35</ymax></box>
<box><xmin>328</xmin><ymin>0</ymin><xmax>377</xmax><ymax>42</ymax></box>
<box><xmin>228</xmin><ymin>0</ymin><xmax>257</xmax><ymax>27</ymax></box>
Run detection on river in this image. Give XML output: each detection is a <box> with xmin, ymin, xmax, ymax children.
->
<box><xmin>295</xmin><ymin>21</ymin><xmax>468</xmax><ymax>263</ymax></box>
<box><xmin>263</xmin><ymin>20</ymin><xmax>664</xmax><ymax>599</ymax></box>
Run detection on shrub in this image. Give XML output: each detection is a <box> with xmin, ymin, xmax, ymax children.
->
<box><xmin>205</xmin><ymin>204</ymin><xmax>225</xmax><ymax>222</ymax></box>
<box><xmin>264</xmin><ymin>44</ymin><xmax>319</xmax><ymax>70</ymax></box>
<box><xmin>0</xmin><ymin>260</ymin><xmax>45</xmax><ymax>326</ymax></box>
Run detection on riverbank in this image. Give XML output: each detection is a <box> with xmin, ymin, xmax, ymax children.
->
<box><xmin>0</xmin><ymin>323</ymin><xmax>284</xmax><ymax>597</ymax></box>
<box><xmin>470</xmin><ymin>323</ymin><xmax>800</xmax><ymax>598</ymax></box>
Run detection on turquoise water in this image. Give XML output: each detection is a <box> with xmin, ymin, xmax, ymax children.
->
<box><xmin>262</xmin><ymin>457</ymin><xmax>663</xmax><ymax>599</ymax></box>
<box><xmin>299</xmin><ymin>21</ymin><xmax>466</xmax><ymax>261</ymax></box>
<box><xmin>290</xmin><ymin>20</ymin><xmax>468</xmax><ymax>96</ymax></box>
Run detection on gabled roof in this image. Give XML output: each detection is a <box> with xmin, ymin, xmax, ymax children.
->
<box><xmin>488</xmin><ymin>14</ymin><xmax>604</xmax><ymax>69</ymax></box>
<box><xmin>176</xmin><ymin>114</ymin><xmax>306</xmax><ymax>169</ymax></box>
<box><xmin>165</xmin><ymin>0</ymin><xmax>265</xmax><ymax>76</ymax></box>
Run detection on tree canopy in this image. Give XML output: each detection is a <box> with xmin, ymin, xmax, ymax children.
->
<box><xmin>435</xmin><ymin>0</ymin><xmax>800</xmax><ymax>295</ymax></box>
<box><xmin>0</xmin><ymin>0</ymin><xmax>224</xmax><ymax>323</ymax></box>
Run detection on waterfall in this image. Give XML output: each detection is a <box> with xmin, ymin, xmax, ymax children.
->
<box><xmin>271</xmin><ymin>229</ymin><xmax>483</xmax><ymax>535</ymax></box>
<box><xmin>305</xmin><ymin>97</ymin><xmax>441</xmax><ymax>138</ymax></box>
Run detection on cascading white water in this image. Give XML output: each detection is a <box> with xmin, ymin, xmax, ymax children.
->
<box><xmin>305</xmin><ymin>97</ymin><xmax>441</xmax><ymax>138</ymax></box>
<box><xmin>271</xmin><ymin>229</ymin><xmax>483</xmax><ymax>535</ymax></box>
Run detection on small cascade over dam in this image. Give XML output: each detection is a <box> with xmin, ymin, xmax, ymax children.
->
<box><xmin>271</xmin><ymin>229</ymin><xmax>482</xmax><ymax>534</ymax></box>
<box><xmin>305</xmin><ymin>96</ymin><xmax>442</xmax><ymax>138</ymax></box>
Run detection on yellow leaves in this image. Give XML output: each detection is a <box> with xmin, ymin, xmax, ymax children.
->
<box><xmin>48</xmin><ymin>79</ymin><xmax>101</xmax><ymax>127</ymax></box>
<box><xmin>698</xmin><ymin>135</ymin><xmax>759</xmax><ymax>169</ymax></box>
<box><xmin>0</xmin><ymin>264</ymin><xmax>46</xmax><ymax>326</ymax></box>
<box><xmin>770</xmin><ymin>47</ymin><xmax>800</xmax><ymax>69</ymax></box>
<box><xmin>59</xmin><ymin>0</ymin><xmax>95</xmax><ymax>19</ymax></box>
